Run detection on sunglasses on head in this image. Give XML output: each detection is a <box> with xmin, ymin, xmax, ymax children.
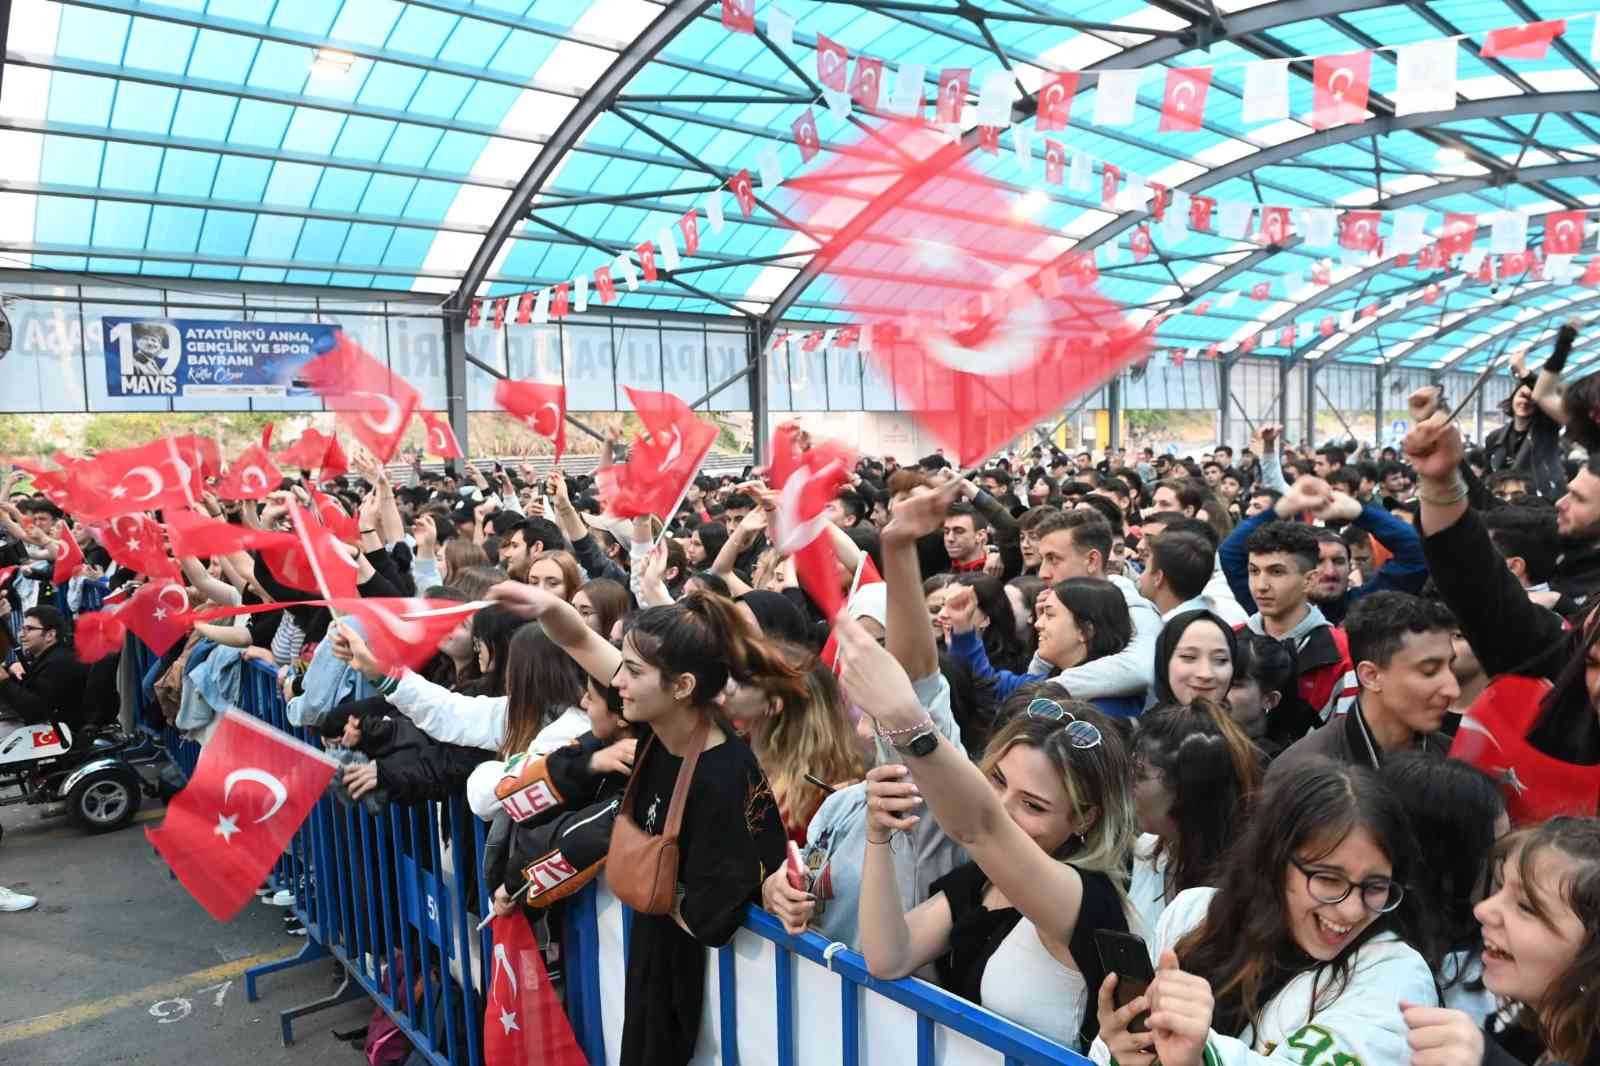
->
<box><xmin>1023</xmin><ymin>698</ymin><xmax>1103</xmax><ymax>749</ymax></box>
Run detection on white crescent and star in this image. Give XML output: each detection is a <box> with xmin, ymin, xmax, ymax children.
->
<box><xmin>428</xmin><ymin>424</ymin><xmax>450</xmax><ymax>453</ymax></box>
<box><xmin>1328</xmin><ymin>68</ymin><xmax>1355</xmax><ymax>100</ymax></box>
<box><xmin>531</xmin><ymin>402</ymin><xmax>562</xmax><ymax>438</ymax></box>
<box><xmin>1172</xmin><ymin>80</ymin><xmax>1196</xmax><ymax>111</ymax></box>
<box><xmin>492</xmin><ymin>942</ymin><xmax>521</xmax><ymax>1034</ymax></box>
<box><xmin>921</xmin><ymin>296</ymin><xmax>1052</xmax><ymax>376</ymax></box>
<box><xmin>351</xmin><ymin>391</ymin><xmax>405</xmax><ymax>436</ymax></box>
<box><xmin>658</xmin><ymin>426</ymin><xmax>684</xmax><ymax>472</ymax></box>
<box><xmin>223</xmin><ymin>767</ymin><xmax>289</xmax><ymax>823</ymax></box>
<box><xmin>156</xmin><ymin>582</ymin><xmax>189</xmax><ymax>618</ymax></box>
<box><xmin>772</xmin><ymin>460</ymin><xmax>843</xmax><ymax>555</ymax></box>
<box><xmin>241</xmin><ymin>466</ymin><xmax>269</xmax><ymax>493</ymax></box>
<box><xmin>119</xmin><ymin>466</ymin><xmax>164</xmax><ymax>502</ymax></box>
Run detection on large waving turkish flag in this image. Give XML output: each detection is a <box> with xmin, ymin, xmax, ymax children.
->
<box><xmin>147</xmin><ymin>710</ymin><xmax>338</xmax><ymax>920</ymax></box>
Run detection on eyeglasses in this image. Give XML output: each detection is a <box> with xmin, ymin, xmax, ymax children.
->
<box><xmin>1291</xmin><ymin>856</ymin><xmax>1404</xmax><ymax>914</ymax></box>
<box><xmin>1024</xmin><ymin>698</ymin><xmax>1103</xmax><ymax>749</ymax></box>
<box><xmin>18</xmin><ymin>625</ymin><xmax>45</xmax><ymax>635</ymax></box>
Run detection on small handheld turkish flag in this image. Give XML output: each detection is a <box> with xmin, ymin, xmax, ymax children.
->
<box><xmin>1451</xmin><ymin>675</ymin><xmax>1600</xmax><ymax>824</ymax></box>
<box><xmin>52</xmin><ymin>522</ymin><xmax>85</xmax><ymax>585</ymax></box>
<box><xmin>596</xmin><ymin>388</ymin><xmax>718</xmax><ymax>520</ymax></box>
<box><xmin>300</xmin><ymin>335</ymin><xmax>419</xmax><ymax>463</ymax></box>
<box><xmin>274</xmin><ymin>428</ymin><xmax>346</xmax><ymax>481</ymax></box>
<box><xmin>72</xmin><ymin>437</ymin><xmax>204</xmax><ymax>518</ymax></box>
<box><xmin>331</xmin><ymin>599</ymin><xmax>485</xmax><ymax>674</ymax></box>
<box><xmin>101</xmin><ymin>513</ymin><xmax>179</xmax><ymax>582</ymax></box>
<box><xmin>419</xmin><ymin>410</ymin><xmax>463</xmax><ymax>459</ymax></box>
<box><xmin>767</xmin><ymin>423</ymin><xmax>855</xmax><ymax>622</ymax></box>
<box><xmin>122</xmin><ymin>578</ymin><xmax>194</xmax><ymax>656</ymax></box>
<box><xmin>75</xmin><ymin>610</ymin><xmax>127</xmax><ymax>664</ymax></box>
<box><xmin>494</xmin><ymin>379</ymin><xmax>567</xmax><ymax>462</ymax></box>
<box><xmin>147</xmin><ymin>710</ymin><xmax>339</xmax><ymax>921</ymax></box>
<box><xmin>214</xmin><ymin>444</ymin><xmax>284</xmax><ymax>501</ymax></box>
<box><xmin>483</xmin><ymin>912</ymin><xmax>587</xmax><ymax>1066</ymax></box>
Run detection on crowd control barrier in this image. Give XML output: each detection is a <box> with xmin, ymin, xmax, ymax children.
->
<box><xmin>131</xmin><ymin>656</ymin><xmax>1094</xmax><ymax>1066</ymax></box>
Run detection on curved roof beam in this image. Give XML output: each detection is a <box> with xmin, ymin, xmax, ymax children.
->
<box><xmin>760</xmin><ymin>0</ymin><xmax>1397</xmax><ymax>328</ymax></box>
<box><xmin>1433</xmin><ymin>292</ymin><xmax>1600</xmax><ymax>375</ymax></box>
<box><xmin>1308</xmin><ymin>278</ymin><xmax>1546</xmax><ymax>369</ymax></box>
<box><xmin>450</xmin><ymin>0</ymin><xmax>711</xmax><ymax>315</ymax></box>
<box><xmin>1373</xmin><ymin>159</ymin><xmax>1600</xmax><ymax>211</ymax></box>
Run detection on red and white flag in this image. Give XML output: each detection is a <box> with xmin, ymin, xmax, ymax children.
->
<box><xmin>418</xmin><ymin>410</ymin><xmax>463</xmax><ymax>460</ymax></box>
<box><xmin>164</xmin><ymin>508</ymin><xmax>296</xmax><ymax>563</ymax></box>
<box><xmin>69</xmin><ymin>438</ymin><xmax>204</xmax><ymax>518</ymax></box>
<box><xmin>792</xmin><ymin>109</ymin><xmax>821</xmax><ymax>162</ymax></box>
<box><xmin>300</xmin><ymin>335</ymin><xmax>419</xmax><ymax>463</ymax></box>
<box><xmin>1043</xmin><ymin>140</ymin><xmax>1064</xmax><ymax>184</ymax></box>
<box><xmin>1311</xmin><ymin>51</ymin><xmax>1372</xmax><ymax>129</ymax></box>
<box><xmin>935</xmin><ymin>68</ymin><xmax>970</xmax><ymax>125</ymax></box>
<box><xmin>1158</xmin><ymin>67</ymin><xmax>1212</xmax><ymax>133</ymax></box>
<box><xmin>282</xmin><ymin>502</ymin><xmax>359</xmax><ymax>601</ymax></box>
<box><xmin>51</xmin><ymin>522</ymin><xmax>84</xmax><ymax>585</ymax></box>
<box><xmin>1545</xmin><ymin>211</ymin><xmax>1586</xmax><ymax>255</ymax></box>
<box><xmin>147</xmin><ymin>710</ymin><xmax>338</xmax><ymax>921</ymax></box>
<box><xmin>850</xmin><ymin>56</ymin><xmax>884</xmax><ymax>112</ymax></box>
<box><xmin>1188</xmin><ymin>195</ymin><xmax>1215</xmax><ymax>232</ymax></box>
<box><xmin>1439</xmin><ymin>212</ymin><xmax>1478</xmax><ymax>257</ymax></box>
<box><xmin>816</xmin><ymin>34</ymin><xmax>848</xmax><ymax>92</ymax></box>
<box><xmin>790</xmin><ymin>120</ymin><xmax>1148</xmax><ymax>469</ymax></box>
<box><xmin>493</xmin><ymin>379</ymin><xmax>567</xmax><ymax>462</ymax></box>
<box><xmin>1035</xmin><ymin>72</ymin><xmax>1078</xmax><ymax>131</ymax></box>
<box><xmin>1339</xmin><ymin>210</ymin><xmax>1382</xmax><ymax>251</ymax></box>
<box><xmin>75</xmin><ymin>610</ymin><xmax>127</xmax><ymax>664</ymax></box>
<box><xmin>1480</xmin><ymin>20</ymin><xmax>1565</xmax><ymax>59</ymax></box>
<box><xmin>729</xmin><ymin>169</ymin><xmax>757</xmax><ymax>218</ymax></box>
<box><xmin>719</xmin><ymin>0</ymin><xmax>754</xmax><ymax>34</ymax></box>
<box><xmin>100</xmin><ymin>513</ymin><xmax>179</xmax><ymax>582</ymax></box>
<box><xmin>333</xmin><ymin>598</ymin><xmax>486</xmax><ymax>675</ymax></box>
<box><xmin>596</xmin><ymin>388</ymin><xmax>718</xmax><ymax>520</ymax></box>
<box><xmin>122</xmin><ymin>578</ymin><xmax>195</xmax><ymax>655</ymax></box>
<box><xmin>1129</xmin><ymin>226</ymin><xmax>1152</xmax><ymax>262</ymax></box>
<box><xmin>274</xmin><ymin>428</ymin><xmax>347</xmax><ymax>481</ymax></box>
<box><xmin>1258</xmin><ymin>206</ymin><xmax>1292</xmax><ymax>245</ymax></box>
<box><xmin>767</xmin><ymin>423</ymin><xmax>855</xmax><ymax>622</ymax></box>
<box><xmin>214</xmin><ymin>444</ymin><xmax>283</xmax><ymax>501</ymax></box>
<box><xmin>482</xmin><ymin>912</ymin><xmax>587</xmax><ymax>1066</ymax></box>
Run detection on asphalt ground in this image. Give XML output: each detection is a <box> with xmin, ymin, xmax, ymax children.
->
<box><xmin>0</xmin><ymin>798</ymin><xmax>373</xmax><ymax>1066</ymax></box>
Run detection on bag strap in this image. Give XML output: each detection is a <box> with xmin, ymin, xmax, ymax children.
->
<box><xmin>616</xmin><ymin>732</ymin><xmax>656</xmax><ymax>814</ymax></box>
<box><xmin>659</xmin><ymin>715</ymin><xmax>711</xmax><ymax>840</ymax></box>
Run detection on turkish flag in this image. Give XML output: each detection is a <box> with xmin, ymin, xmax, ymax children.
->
<box><xmin>1189</xmin><ymin>195</ymin><xmax>1215</xmax><ymax>232</ymax></box>
<box><xmin>491</xmin><ymin>298</ymin><xmax>507</xmax><ymax>330</ymax></box>
<box><xmin>1584</xmin><ymin>258</ymin><xmax>1600</xmax><ymax>286</ymax></box>
<box><xmin>850</xmin><ymin>56</ymin><xmax>884</xmax><ymax>112</ymax></box>
<box><xmin>332</xmin><ymin>599</ymin><xmax>486</xmax><ymax>675</ymax></box>
<box><xmin>1480</xmin><ymin>20</ymin><xmax>1565</xmax><ymax>59</ymax></box>
<box><xmin>1311</xmin><ymin>51</ymin><xmax>1372</xmax><ymax>129</ymax></box>
<box><xmin>1545</xmin><ymin>210</ymin><xmax>1585</xmax><ymax>255</ymax></box>
<box><xmin>419</xmin><ymin>411</ymin><xmax>463</xmax><ymax>459</ymax></box>
<box><xmin>1130</xmin><ymin>225</ymin><xmax>1152</xmax><ymax>262</ymax></box>
<box><xmin>1440</xmin><ymin>212</ymin><xmax>1478</xmax><ymax>256</ymax></box>
<box><xmin>816</xmin><ymin>33</ymin><xmax>848</xmax><ymax>92</ymax></box>
<box><xmin>1043</xmin><ymin>140</ymin><xmax>1064</xmax><ymax>184</ymax></box>
<box><xmin>214</xmin><ymin>445</ymin><xmax>283</xmax><ymax>501</ymax></box>
<box><xmin>1258</xmin><ymin>206</ymin><xmax>1292</xmax><ymax>245</ymax></box>
<box><xmin>792</xmin><ymin>109</ymin><xmax>820</xmax><ymax>162</ymax></box>
<box><xmin>275</xmin><ymin>428</ymin><xmax>346</xmax><ymax>480</ymax></box>
<box><xmin>312</xmin><ymin>490</ymin><xmax>360</xmax><ymax>544</ymax></box>
<box><xmin>978</xmin><ymin>125</ymin><xmax>1000</xmax><ymax>153</ymax></box>
<box><xmin>767</xmin><ymin>423</ymin><xmax>855</xmax><ymax>622</ymax></box>
<box><xmin>165</xmin><ymin>508</ymin><xmax>296</xmax><ymax>563</ymax></box>
<box><xmin>821</xmin><ymin>555</ymin><xmax>885</xmax><ymax>671</ymax></box>
<box><xmin>1279</xmin><ymin>326</ymin><xmax>1297</xmax><ymax>348</ymax></box>
<box><xmin>678</xmin><ymin>211</ymin><xmax>700</xmax><ymax>257</ymax></box>
<box><xmin>1101</xmin><ymin>162</ymin><xmax>1122</xmax><ymax>208</ymax></box>
<box><xmin>1503</xmin><ymin>251</ymin><xmax>1533</xmax><ymax>276</ymax></box>
<box><xmin>1158</xmin><ymin>67</ymin><xmax>1212</xmax><ymax>133</ymax></box>
<box><xmin>1251</xmin><ymin>282</ymin><xmax>1271</xmax><ymax>301</ymax></box>
<box><xmin>935</xmin><ymin>68</ymin><xmax>970</xmax><ymax>125</ymax></box>
<box><xmin>147</xmin><ymin>710</ymin><xmax>338</xmax><ymax>921</ymax></box>
<box><xmin>51</xmin><ymin>522</ymin><xmax>84</xmax><ymax>585</ymax></box>
<box><xmin>483</xmin><ymin>912</ymin><xmax>587</xmax><ymax>1066</ymax></box>
<box><xmin>1148</xmin><ymin>183</ymin><xmax>1171</xmax><ymax>222</ymax></box>
<box><xmin>789</xmin><ymin>120</ymin><xmax>1148</xmax><ymax>469</ymax></box>
<box><xmin>1423</xmin><ymin>283</ymin><xmax>1441</xmax><ymax>305</ymax></box>
<box><xmin>1035</xmin><ymin>71</ymin><xmax>1078</xmax><ymax>131</ymax></box>
<box><xmin>469</xmin><ymin>301</ymin><xmax>482</xmax><ymax>327</ymax></box>
<box><xmin>596</xmin><ymin>387</ymin><xmax>718</xmax><ymax>520</ymax></box>
<box><xmin>1339</xmin><ymin>210</ymin><xmax>1382</xmax><ymax>251</ymax></box>
<box><xmin>1311</xmin><ymin>260</ymin><xmax>1332</xmax><ymax>286</ymax></box>
<box><xmin>1320</xmin><ymin>316</ymin><xmax>1336</xmax><ymax>337</ymax></box>
<box><xmin>720</xmin><ymin>0</ymin><xmax>753</xmax><ymax>33</ymax></box>
<box><xmin>101</xmin><ymin>513</ymin><xmax>179</xmax><ymax>581</ymax></box>
<box><xmin>493</xmin><ymin>378</ymin><xmax>567</xmax><ymax>462</ymax></box>
<box><xmin>729</xmin><ymin>169</ymin><xmax>756</xmax><ymax>217</ymax></box>
<box><xmin>1361</xmin><ymin>303</ymin><xmax>1379</xmax><ymax>319</ymax></box>
<box><xmin>75</xmin><ymin>610</ymin><xmax>127</xmax><ymax>664</ymax></box>
<box><xmin>594</xmin><ymin>265</ymin><xmax>616</xmax><ymax>304</ymax></box>
<box><xmin>551</xmin><ymin>283</ymin><xmax>570</xmax><ymax>319</ymax></box>
<box><xmin>1452</xmin><ymin>676</ymin><xmax>1600</xmax><ymax>823</ymax></box>
<box><xmin>1418</xmin><ymin>242</ymin><xmax>1444</xmax><ymax>269</ymax></box>
<box><xmin>122</xmin><ymin>577</ymin><xmax>194</xmax><ymax>655</ymax></box>
<box><xmin>636</xmin><ymin>242</ymin><xmax>659</xmax><ymax>283</ymax></box>
<box><xmin>282</xmin><ymin>502</ymin><xmax>359</xmax><ymax>601</ymax></box>
<box><xmin>300</xmin><ymin>335</ymin><xmax>418</xmax><ymax>464</ymax></box>
<box><xmin>515</xmin><ymin>292</ymin><xmax>533</xmax><ymax>325</ymax></box>
<box><xmin>1476</xmin><ymin>255</ymin><xmax>1498</xmax><ymax>284</ymax></box>
<box><xmin>71</xmin><ymin>438</ymin><xmax>204</xmax><ymax>518</ymax></box>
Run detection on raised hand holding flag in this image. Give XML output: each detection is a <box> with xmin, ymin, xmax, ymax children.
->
<box><xmin>767</xmin><ymin>423</ymin><xmax>856</xmax><ymax>622</ymax></box>
<box><xmin>596</xmin><ymin>388</ymin><xmax>717</xmax><ymax>520</ymax></box>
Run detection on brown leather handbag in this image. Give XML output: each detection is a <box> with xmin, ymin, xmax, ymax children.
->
<box><xmin>604</xmin><ymin>717</ymin><xmax>709</xmax><ymax>914</ymax></box>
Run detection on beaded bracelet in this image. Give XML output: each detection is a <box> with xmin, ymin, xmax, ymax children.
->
<box><xmin>874</xmin><ymin>716</ymin><xmax>934</xmax><ymax>738</ymax></box>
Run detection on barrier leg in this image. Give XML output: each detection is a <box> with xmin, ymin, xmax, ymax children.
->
<box><xmin>275</xmin><ymin>963</ymin><xmax>368</xmax><ymax>1047</ymax></box>
<box><xmin>245</xmin><ymin>938</ymin><xmax>330</xmax><ymax>1003</ymax></box>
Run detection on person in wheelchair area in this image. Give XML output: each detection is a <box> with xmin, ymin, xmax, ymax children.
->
<box><xmin>0</xmin><ymin>606</ymin><xmax>88</xmax><ymax>732</ymax></box>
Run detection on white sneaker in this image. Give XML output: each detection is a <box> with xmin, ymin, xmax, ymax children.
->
<box><xmin>0</xmin><ymin>886</ymin><xmax>38</xmax><ymax>912</ymax></box>
<box><xmin>266</xmin><ymin>890</ymin><xmax>296</xmax><ymax>907</ymax></box>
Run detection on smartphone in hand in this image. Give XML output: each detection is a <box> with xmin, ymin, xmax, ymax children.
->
<box><xmin>785</xmin><ymin>841</ymin><xmax>811</xmax><ymax>892</ymax></box>
<box><xmin>1095</xmin><ymin>929</ymin><xmax>1156</xmax><ymax>1033</ymax></box>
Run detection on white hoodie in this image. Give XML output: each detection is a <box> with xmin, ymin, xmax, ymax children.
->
<box><xmin>1090</xmin><ymin>887</ymin><xmax>1438</xmax><ymax>1066</ymax></box>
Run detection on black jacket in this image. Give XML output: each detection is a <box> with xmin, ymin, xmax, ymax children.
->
<box><xmin>342</xmin><ymin>697</ymin><xmax>494</xmax><ymax>805</ymax></box>
<box><xmin>1552</xmin><ymin>539</ymin><xmax>1600</xmax><ymax>616</ymax></box>
<box><xmin>0</xmin><ymin>643</ymin><xmax>89</xmax><ymax>727</ymax></box>
<box><xmin>1267</xmin><ymin>698</ymin><xmax>1449</xmax><ymax>783</ymax></box>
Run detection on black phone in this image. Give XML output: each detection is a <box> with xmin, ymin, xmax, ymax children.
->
<box><xmin>1094</xmin><ymin>929</ymin><xmax>1155</xmax><ymax>1033</ymax></box>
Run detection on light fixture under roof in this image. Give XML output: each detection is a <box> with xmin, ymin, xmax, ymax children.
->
<box><xmin>310</xmin><ymin>48</ymin><xmax>355</xmax><ymax>78</ymax></box>
<box><xmin>1435</xmin><ymin>145</ymin><xmax>1467</xmax><ymax>163</ymax></box>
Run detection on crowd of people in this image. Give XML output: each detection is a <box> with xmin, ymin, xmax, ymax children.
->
<box><xmin>1</xmin><ymin>351</ymin><xmax>1598</xmax><ymax>1066</ymax></box>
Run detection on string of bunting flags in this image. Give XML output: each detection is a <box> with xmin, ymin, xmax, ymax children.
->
<box><xmin>466</xmin><ymin>5</ymin><xmax>1600</xmax><ymax>360</ymax></box>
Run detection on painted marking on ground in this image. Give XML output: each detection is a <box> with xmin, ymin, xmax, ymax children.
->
<box><xmin>0</xmin><ymin>948</ymin><xmax>294</xmax><ymax>1045</ymax></box>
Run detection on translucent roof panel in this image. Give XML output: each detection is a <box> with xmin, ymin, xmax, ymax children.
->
<box><xmin>4</xmin><ymin>0</ymin><xmax>1600</xmax><ymax>367</ymax></box>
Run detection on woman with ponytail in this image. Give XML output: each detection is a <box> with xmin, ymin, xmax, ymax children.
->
<box><xmin>1130</xmin><ymin>699</ymin><xmax>1262</xmax><ymax>935</ymax></box>
<box><xmin>608</xmin><ymin>590</ymin><xmax>789</xmax><ymax>1066</ymax></box>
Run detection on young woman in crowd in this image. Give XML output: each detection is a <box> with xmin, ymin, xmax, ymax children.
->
<box><xmin>838</xmin><ymin>616</ymin><xmax>1138</xmax><ymax>1052</ymax></box>
<box><xmin>938</xmin><ymin>574</ymin><xmax>1033</xmax><ymax>673</ymax></box>
<box><xmin>1379</xmin><ymin>752</ymin><xmax>1507</xmax><ymax>1022</ymax></box>
<box><xmin>945</xmin><ymin>577</ymin><xmax>1141</xmax><ymax>718</ymax></box>
<box><xmin>1152</xmin><ymin>609</ymin><xmax>1237</xmax><ymax>707</ymax></box>
<box><xmin>1094</xmin><ymin>758</ymin><xmax>1437</xmax><ymax>1066</ymax></box>
<box><xmin>526</xmin><ymin>549</ymin><xmax>582</xmax><ymax>601</ymax></box>
<box><xmin>1006</xmin><ymin>574</ymin><xmax>1049</xmax><ymax>634</ymax></box>
<box><xmin>1130</xmin><ymin>699</ymin><xmax>1261</xmax><ymax>936</ymax></box>
<box><xmin>923</xmin><ymin>573</ymin><xmax>959</xmax><ymax>646</ymax></box>
<box><xmin>1226</xmin><ymin>634</ymin><xmax>1317</xmax><ymax>757</ymax></box>
<box><xmin>572</xmin><ymin>576</ymin><xmax>628</xmax><ymax>637</ymax></box>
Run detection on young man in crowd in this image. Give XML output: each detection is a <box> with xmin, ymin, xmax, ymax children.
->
<box><xmin>940</xmin><ymin>501</ymin><xmax>989</xmax><ymax>575</ymax></box>
<box><xmin>0</xmin><ymin>606</ymin><xmax>89</xmax><ymax>728</ymax></box>
<box><xmin>1238</xmin><ymin>521</ymin><xmax>1357</xmax><ymax>723</ymax></box>
<box><xmin>1137</xmin><ymin>528</ymin><xmax>1216</xmax><ymax>620</ymax></box>
<box><xmin>1270</xmin><ymin>591</ymin><xmax>1457</xmax><ymax>779</ymax></box>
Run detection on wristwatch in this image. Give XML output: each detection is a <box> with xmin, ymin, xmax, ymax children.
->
<box><xmin>892</xmin><ymin>723</ymin><xmax>940</xmax><ymax>758</ymax></box>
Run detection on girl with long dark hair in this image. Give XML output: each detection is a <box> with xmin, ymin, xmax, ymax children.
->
<box><xmin>1152</xmin><ymin>610</ymin><xmax>1238</xmax><ymax>707</ymax></box>
<box><xmin>1094</xmin><ymin>758</ymin><xmax>1436</xmax><ymax>1066</ymax></box>
<box><xmin>937</xmin><ymin>574</ymin><xmax>1033</xmax><ymax>673</ymax></box>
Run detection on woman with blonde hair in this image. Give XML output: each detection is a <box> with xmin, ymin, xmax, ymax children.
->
<box><xmin>527</xmin><ymin>549</ymin><xmax>582</xmax><ymax>601</ymax></box>
<box><xmin>439</xmin><ymin>536</ymin><xmax>488</xmax><ymax>588</ymax></box>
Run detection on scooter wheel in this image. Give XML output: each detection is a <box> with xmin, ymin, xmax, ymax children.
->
<box><xmin>67</xmin><ymin>766</ymin><xmax>141</xmax><ymax>833</ymax></box>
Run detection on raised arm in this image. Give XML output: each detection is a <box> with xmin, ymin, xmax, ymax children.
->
<box><xmin>882</xmin><ymin>480</ymin><xmax>961</xmax><ymax>683</ymax></box>
<box><xmin>486</xmin><ymin>580</ymin><xmax>622</xmax><ymax>686</ymax></box>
